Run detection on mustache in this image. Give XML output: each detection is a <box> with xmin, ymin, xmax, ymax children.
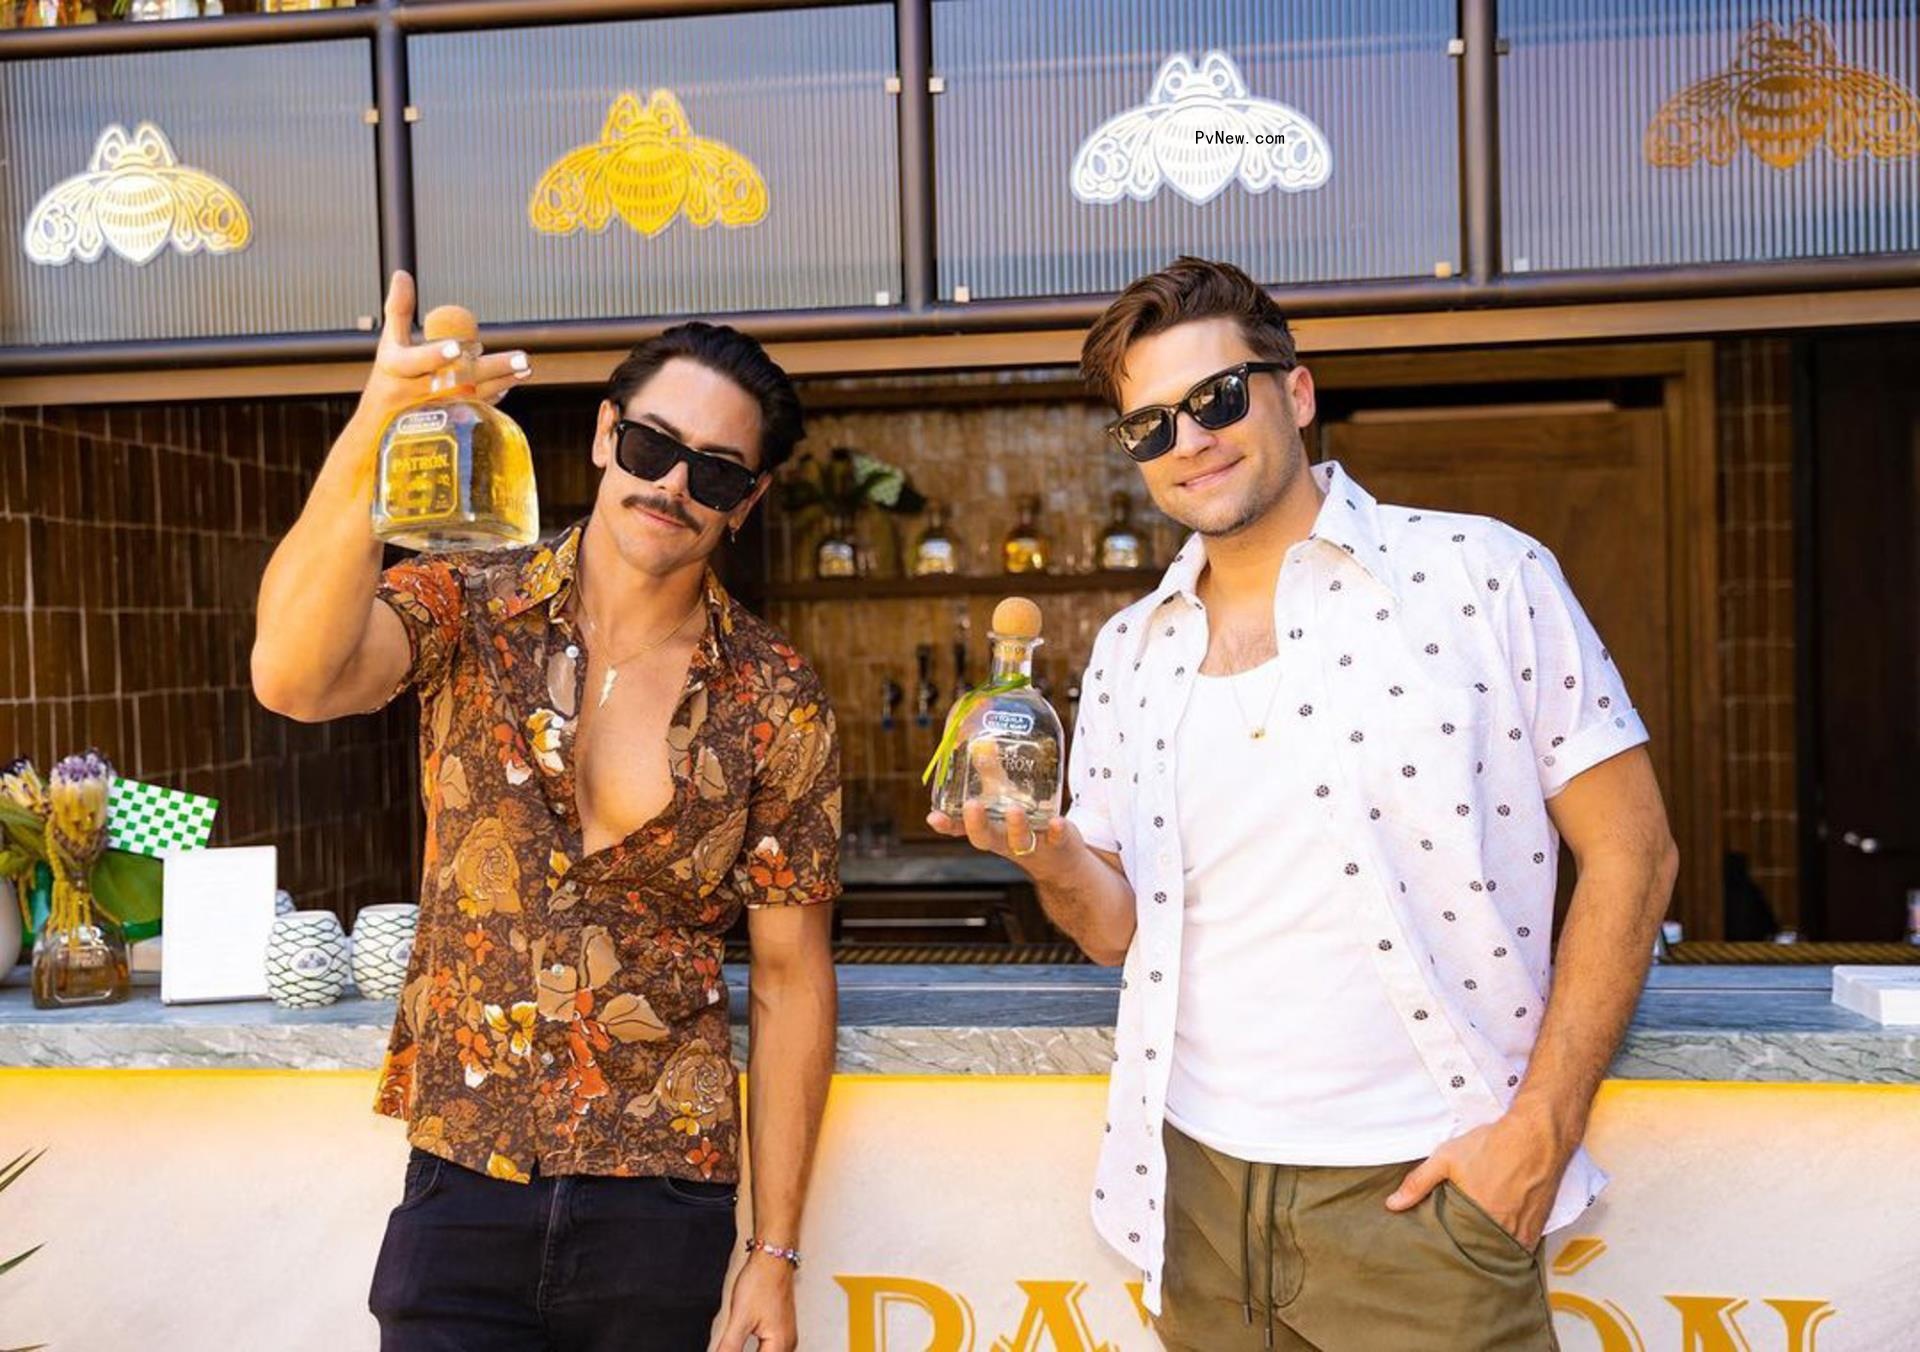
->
<box><xmin>622</xmin><ymin>493</ymin><xmax>697</xmax><ymax>529</ymax></box>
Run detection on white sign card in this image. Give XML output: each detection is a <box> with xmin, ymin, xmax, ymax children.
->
<box><xmin>159</xmin><ymin>845</ymin><xmax>277</xmax><ymax>1005</ymax></box>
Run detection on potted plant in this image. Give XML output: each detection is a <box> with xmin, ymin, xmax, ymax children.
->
<box><xmin>778</xmin><ymin>446</ymin><xmax>925</xmax><ymax>580</ymax></box>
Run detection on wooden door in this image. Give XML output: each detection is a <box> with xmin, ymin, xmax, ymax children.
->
<box><xmin>1807</xmin><ymin>334</ymin><xmax>1920</xmax><ymax>939</ymax></box>
<box><xmin>1325</xmin><ymin>406</ymin><xmax>1682</xmax><ymax>931</ymax></box>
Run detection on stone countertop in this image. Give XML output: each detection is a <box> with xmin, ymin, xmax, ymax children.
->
<box><xmin>838</xmin><ymin>848</ymin><xmax>1028</xmax><ymax>887</ymax></box>
<box><xmin>1</xmin><ymin>963</ymin><xmax>1914</xmax><ymax>1082</ymax></box>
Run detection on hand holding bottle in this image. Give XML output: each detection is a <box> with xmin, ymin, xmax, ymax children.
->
<box><xmin>927</xmin><ymin>774</ymin><xmax>1080</xmax><ymax>871</ymax></box>
<box><xmin>351</xmin><ymin>271</ymin><xmax>530</xmax><ymax>439</ymax></box>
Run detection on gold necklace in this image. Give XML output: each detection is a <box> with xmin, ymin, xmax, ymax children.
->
<box><xmin>1221</xmin><ymin>656</ymin><xmax>1284</xmax><ymax>741</ymax></box>
<box><xmin>578</xmin><ymin>593</ymin><xmax>706</xmax><ymax>709</ymax></box>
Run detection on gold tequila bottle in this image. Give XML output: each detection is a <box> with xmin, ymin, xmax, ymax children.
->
<box><xmin>1097</xmin><ymin>490</ymin><xmax>1149</xmax><ymax>570</ymax></box>
<box><xmin>911</xmin><ymin>498</ymin><xmax>963</xmax><ymax>576</ymax></box>
<box><xmin>1002</xmin><ymin>494</ymin><xmax>1049</xmax><ymax>574</ymax></box>
<box><xmin>372</xmin><ymin>305</ymin><xmax>539</xmax><ymax>552</ymax></box>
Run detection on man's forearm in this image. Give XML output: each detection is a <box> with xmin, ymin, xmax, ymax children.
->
<box><xmin>252</xmin><ymin>414</ymin><xmax>387</xmax><ymax>706</ymax></box>
<box><xmin>744</xmin><ymin>953</ymin><xmax>836</xmax><ymax>1248</ymax></box>
<box><xmin>1508</xmin><ymin>842</ymin><xmax>1678</xmax><ymax>1150</ymax></box>
<box><xmin>1030</xmin><ymin>842</ymin><xmax>1136</xmax><ymax>966</ymax></box>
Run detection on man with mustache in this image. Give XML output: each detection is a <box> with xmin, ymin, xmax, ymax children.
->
<box><xmin>253</xmin><ymin>273</ymin><xmax>838</xmax><ymax>1352</ymax></box>
<box><xmin>932</xmin><ymin>257</ymin><xmax>1676</xmax><ymax>1350</ymax></box>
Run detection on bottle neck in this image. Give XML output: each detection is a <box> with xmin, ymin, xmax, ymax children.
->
<box><xmin>988</xmin><ymin>635</ymin><xmax>1041</xmax><ymax>682</ymax></box>
<box><xmin>430</xmin><ymin>344</ymin><xmax>479</xmax><ymax>394</ymax></box>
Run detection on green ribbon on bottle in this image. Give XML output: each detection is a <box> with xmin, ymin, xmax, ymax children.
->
<box><xmin>921</xmin><ymin>674</ymin><xmax>1032</xmax><ymax>791</ymax></box>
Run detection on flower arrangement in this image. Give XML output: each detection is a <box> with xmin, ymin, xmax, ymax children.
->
<box><xmin>778</xmin><ymin>445</ymin><xmax>926</xmax><ymax>518</ymax></box>
<box><xmin>778</xmin><ymin>447</ymin><xmax>926</xmax><ymax>579</ymax></box>
<box><xmin>1</xmin><ymin>754</ymin><xmax>162</xmax><ymax>948</ymax></box>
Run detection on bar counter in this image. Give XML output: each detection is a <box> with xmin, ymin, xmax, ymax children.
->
<box><xmin>3</xmin><ymin>963</ymin><xmax>1913</xmax><ymax>1082</ymax></box>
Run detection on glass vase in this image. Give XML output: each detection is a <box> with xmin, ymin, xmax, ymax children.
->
<box><xmin>30</xmin><ymin>880</ymin><xmax>130</xmax><ymax>1008</ymax></box>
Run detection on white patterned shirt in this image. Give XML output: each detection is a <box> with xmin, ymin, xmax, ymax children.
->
<box><xmin>1067</xmin><ymin>460</ymin><xmax>1648</xmax><ymax>1312</ymax></box>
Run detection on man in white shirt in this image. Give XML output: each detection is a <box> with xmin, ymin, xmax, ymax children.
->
<box><xmin>929</xmin><ymin>256</ymin><xmax>1678</xmax><ymax>1350</ymax></box>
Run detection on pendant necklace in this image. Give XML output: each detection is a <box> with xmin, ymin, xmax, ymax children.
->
<box><xmin>578</xmin><ymin>593</ymin><xmax>706</xmax><ymax>709</ymax></box>
<box><xmin>1223</xmin><ymin>657</ymin><xmax>1285</xmax><ymax>741</ymax></box>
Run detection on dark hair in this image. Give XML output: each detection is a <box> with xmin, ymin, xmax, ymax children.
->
<box><xmin>605</xmin><ymin>321</ymin><xmax>805</xmax><ymax>474</ymax></box>
<box><xmin>1080</xmin><ymin>255</ymin><xmax>1298</xmax><ymax>409</ymax></box>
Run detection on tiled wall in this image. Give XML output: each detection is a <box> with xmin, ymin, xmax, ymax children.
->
<box><xmin>1714</xmin><ymin>339</ymin><xmax>1799</xmax><ymax>930</ymax></box>
<box><xmin>0</xmin><ymin>398</ymin><xmax>420</xmax><ymax>922</ymax></box>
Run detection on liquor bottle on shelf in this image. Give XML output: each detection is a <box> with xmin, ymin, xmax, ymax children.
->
<box><xmin>814</xmin><ymin>510</ymin><xmax>859</xmax><ymax>579</ymax></box>
<box><xmin>910</xmin><ymin>499</ymin><xmax>963</xmax><ymax>576</ymax></box>
<box><xmin>926</xmin><ymin>597</ymin><xmax>1064</xmax><ymax>827</ymax></box>
<box><xmin>1002</xmin><ymin>494</ymin><xmax>1049</xmax><ymax>574</ymax></box>
<box><xmin>1097</xmin><ymin>490</ymin><xmax>1151</xmax><ymax>571</ymax></box>
<box><xmin>372</xmin><ymin>305</ymin><xmax>539</xmax><ymax>552</ymax></box>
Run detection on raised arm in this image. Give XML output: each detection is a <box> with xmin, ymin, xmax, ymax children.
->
<box><xmin>250</xmin><ymin>271</ymin><xmax>528</xmax><ymax>721</ymax></box>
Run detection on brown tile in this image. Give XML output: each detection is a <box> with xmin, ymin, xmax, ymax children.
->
<box><xmin>1</xmin><ymin>611</ymin><xmax>30</xmax><ymax>701</ymax></box>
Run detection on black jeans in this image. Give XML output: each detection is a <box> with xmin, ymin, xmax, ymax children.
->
<box><xmin>369</xmin><ymin>1147</ymin><xmax>738</xmax><ymax>1351</ymax></box>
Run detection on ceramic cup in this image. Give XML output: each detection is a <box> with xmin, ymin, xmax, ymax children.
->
<box><xmin>350</xmin><ymin>903</ymin><xmax>418</xmax><ymax>1001</ymax></box>
<box><xmin>264</xmin><ymin>910</ymin><xmax>351</xmax><ymax>1009</ymax></box>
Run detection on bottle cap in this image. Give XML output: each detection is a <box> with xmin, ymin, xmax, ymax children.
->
<box><xmin>422</xmin><ymin>305</ymin><xmax>480</xmax><ymax>344</ymax></box>
<box><xmin>992</xmin><ymin>596</ymin><xmax>1042</xmax><ymax>639</ymax></box>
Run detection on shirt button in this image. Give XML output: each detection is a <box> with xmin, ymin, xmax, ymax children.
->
<box><xmin>565</xmin><ymin>644</ymin><xmax>579</xmax><ymax>658</ymax></box>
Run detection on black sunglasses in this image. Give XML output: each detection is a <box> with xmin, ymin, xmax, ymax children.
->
<box><xmin>1105</xmin><ymin>360</ymin><xmax>1293</xmax><ymax>462</ymax></box>
<box><xmin>612</xmin><ymin>418</ymin><xmax>763</xmax><ymax>513</ymax></box>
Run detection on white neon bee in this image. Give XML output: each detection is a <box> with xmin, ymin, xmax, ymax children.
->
<box><xmin>1071</xmin><ymin>50</ymin><xmax>1333</xmax><ymax>206</ymax></box>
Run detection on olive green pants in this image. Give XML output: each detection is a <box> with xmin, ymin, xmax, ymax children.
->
<box><xmin>1155</xmin><ymin>1126</ymin><xmax>1561</xmax><ymax>1352</ymax></box>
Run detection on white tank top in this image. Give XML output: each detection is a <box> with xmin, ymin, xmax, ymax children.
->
<box><xmin>1164</xmin><ymin>657</ymin><xmax>1459</xmax><ymax>1165</ymax></box>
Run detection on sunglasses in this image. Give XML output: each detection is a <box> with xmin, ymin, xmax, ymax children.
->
<box><xmin>1105</xmin><ymin>360</ymin><xmax>1293</xmax><ymax>462</ymax></box>
<box><xmin>612</xmin><ymin>418</ymin><xmax>763</xmax><ymax>513</ymax></box>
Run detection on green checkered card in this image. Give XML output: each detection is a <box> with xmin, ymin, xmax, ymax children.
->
<box><xmin>107</xmin><ymin>776</ymin><xmax>218</xmax><ymax>858</ymax></box>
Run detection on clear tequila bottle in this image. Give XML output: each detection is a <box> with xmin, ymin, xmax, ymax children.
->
<box><xmin>1097</xmin><ymin>490</ymin><xmax>1150</xmax><ymax>570</ymax></box>
<box><xmin>372</xmin><ymin>305</ymin><xmax>539</xmax><ymax>552</ymax></box>
<box><xmin>928</xmin><ymin>598</ymin><xmax>1063</xmax><ymax>826</ymax></box>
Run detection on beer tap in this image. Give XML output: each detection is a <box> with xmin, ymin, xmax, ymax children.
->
<box><xmin>880</xmin><ymin>673</ymin><xmax>904</xmax><ymax>732</ymax></box>
<box><xmin>912</xmin><ymin>645</ymin><xmax>938</xmax><ymax>728</ymax></box>
<box><xmin>950</xmin><ymin>608</ymin><xmax>972</xmax><ymax>707</ymax></box>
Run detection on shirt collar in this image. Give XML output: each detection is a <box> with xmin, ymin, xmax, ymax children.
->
<box><xmin>1146</xmin><ymin>459</ymin><xmax>1400</xmax><ymax>616</ymax></box>
<box><xmin>489</xmin><ymin>516</ymin><xmax>735</xmax><ymax>671</ymax></box>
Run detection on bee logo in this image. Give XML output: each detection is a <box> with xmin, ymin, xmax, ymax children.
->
<box><xmin>529</xmin><ymin>89</ymin><xmax>769</xmax><ymax>239</ymax></box>
<box><xmin>23</xmin><ymin>122</ymin><xmax>252</xmax><ymax>267</ymax></box>
<box><xmin>1646</xmin><ymin>16</ymin><xmax>1920</xmax><ymax>171</ymax></box>
<box><xmin>1071</xmin><ymin>50</ymin><xmax>1332</xmax><ymax>207</ymax></box>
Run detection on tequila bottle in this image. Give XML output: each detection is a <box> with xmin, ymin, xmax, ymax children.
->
<box><xmin>928</xmin><ymin>597</ymin><xmax>1063</xmax><ymax>826</ymax></box>
<box><xmin>1002</xmin><ymin>494</ymin><xmax>1049</xmax><ymax>574</ymax></box>
<box><xmin>372</xmin><ymin>305</ymin><xmax>539</xmax><ymax>552</ymax></box>
<box><xmin>1097</xmin><ymin>491</ymin><xmax>1150</xmax><ymax>571</ymax></box>
<box><xmin>815</xmin><ymin>510</ymin><xmax>859</xmax><ymax>579</ymax></box>
<box><xmin>911</xmin><ymin>499</ymin><xmax>963</xmax><ymax>576</ymax></box>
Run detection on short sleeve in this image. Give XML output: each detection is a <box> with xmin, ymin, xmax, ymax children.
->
<box><xmin>1498</xmin><ymin>541</ymin><xmax>1648</xmax><ymax>798</ymax></box>
<box><xmin>1065</xmin><ymin>626</ymin><xmax>1122</xmax><ymax>855</ymax></box>
<box><xmin>374</xmin><ymin>556</ymin><xmax>467</xmax><ymax>700</ymax></box>
<box><xmin>737</xmin><ymin>670</ymin><xmax>841</xmax><ymax>910</ymax></box>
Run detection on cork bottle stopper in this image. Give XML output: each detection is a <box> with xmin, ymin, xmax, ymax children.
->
<box><xmin>992</xmin><ymin>596</ymin><xmax>1043</xmax><ymax>639</ymax></box>
<box><xmin>422</xmin><ymin>305</ymin><xmax>479</xmax><ymax>344</ymax></box>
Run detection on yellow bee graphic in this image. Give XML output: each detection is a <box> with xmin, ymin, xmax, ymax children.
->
<box><xmin>23</xmin><ymin>121</ymin><xmax>252</xmax><ymax>267</ymax></box>
<box><xmin>529</xmin><ymin>89</ymin><xmax>768</xmax><ymax>238</ymax></box>
<box><xmin>1646</xmin><ymin>16</ymin><xmax>1920</xmax><ymax>171</ymax></box>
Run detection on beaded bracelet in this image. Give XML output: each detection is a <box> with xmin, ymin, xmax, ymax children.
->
<box><xmin>744</xmin><ymin>1237</ymin><xmax>802</xmax><ymax>1269</ymax></box>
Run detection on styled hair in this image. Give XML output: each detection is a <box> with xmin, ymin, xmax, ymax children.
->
<box><xmin>605</xmin><ymin>321</ymin><xmax>804</xmax><ymax>474</ymax></box>
<box><xmin>1080</xmin><ymin>255</ymin><xmax>1298</xmax><ymax>409</ymax></box>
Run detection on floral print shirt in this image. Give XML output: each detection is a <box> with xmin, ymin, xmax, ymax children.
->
<box><xmin>370</xmin><ymin>520</ymin><xmax>840</xmax><ymax>1186</ymax></box>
